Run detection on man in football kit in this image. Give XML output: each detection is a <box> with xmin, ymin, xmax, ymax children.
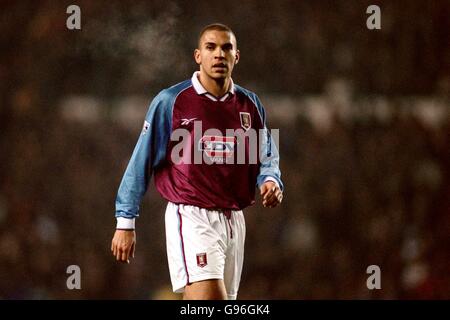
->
<box><xmin>111</xmin><ymin>23</ymin><xmax>284</xmax><ymax>300</ymax></box>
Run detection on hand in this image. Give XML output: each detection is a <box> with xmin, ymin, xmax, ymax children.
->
<box><xmin>111</xmin><ymin>229</ymin><xmax>136</xmax><ymax>264</ymax></box>
<box><xmin>260</xmin><ymin>181</ymin><xmax>283</xmax><ymax>208</ymax></box>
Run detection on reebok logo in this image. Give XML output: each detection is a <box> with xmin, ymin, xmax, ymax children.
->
<box><xmin>181</xmin><ymin>118</ymin><xmax>197</xmax><ymax>126</ymax></box>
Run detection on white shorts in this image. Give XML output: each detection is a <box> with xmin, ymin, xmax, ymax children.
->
<box><xmin>165</xmin><ymin>202</ymin><xmax>246</xmax><ymax>300</ymax></box>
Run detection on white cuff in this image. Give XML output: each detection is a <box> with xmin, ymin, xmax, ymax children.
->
<box><xmin>263</xmin><ymin>177</ymin><xmax>280</xmax><ymax>189</ymax></box>
<box><xmin>116</xmin><ymin>217</ymin><xmax>135</xmax><ymax>230</ymax></box>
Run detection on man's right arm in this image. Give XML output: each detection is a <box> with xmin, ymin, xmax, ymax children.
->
<box><xmin>112</xmin><ymin>90</ymin><xmax>172</xmax><ymax>262</ymax></box>
<box><xmin>114</xmin><ymin>114</ymin><xmax>154</xmax><ymax>229</ymax></box>
<box><xmin>114</xmin><ymin>91</ymin><xmax>172</xmax><ymax>228</ymax></box>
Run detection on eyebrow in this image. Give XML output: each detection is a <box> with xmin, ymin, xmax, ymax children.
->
<box><xmin>204</xmin><ymin>42</ymin><xmax>234</xmax><ymax>49</ymax></box>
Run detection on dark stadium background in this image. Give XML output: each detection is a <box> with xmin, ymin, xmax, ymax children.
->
<box><xmin>0</xmin><ymin>0</ymin><xmax>448</xmax><ymax>299</ymax></box>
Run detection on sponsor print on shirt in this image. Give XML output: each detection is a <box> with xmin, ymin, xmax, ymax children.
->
<box><xmin>170</xmin><ymin>120</ymin><xmax>279</xmax><ymax>165</ymax></box>
<box><xmin>198</xmin><ymin>135</ymin><xmax>235</xmax><ymax>164</ymax></box>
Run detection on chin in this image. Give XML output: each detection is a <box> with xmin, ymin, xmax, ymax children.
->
<box><xmin>209</xmin><ymin>72</ymin><xmax>228</xmax><ymax>79</ymax></box>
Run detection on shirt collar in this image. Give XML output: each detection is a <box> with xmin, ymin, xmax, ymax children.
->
<box><xmin>191</xmin><ymin>71</ymin><xmax>235</xmax><ymax>99</ymax></box>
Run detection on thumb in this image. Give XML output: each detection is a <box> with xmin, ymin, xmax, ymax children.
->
<box><xmin>260</xmin><ymin>183</ymin><xmax>269</xmax><ymax>196</ymax></box>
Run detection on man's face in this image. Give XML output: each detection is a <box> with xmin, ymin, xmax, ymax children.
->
<box><xmin>194</xmin><ymin>30</ymin><xmax>240</xmax><ymax>80</ymax></box>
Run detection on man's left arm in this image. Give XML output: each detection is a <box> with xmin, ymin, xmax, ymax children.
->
<box><xmin>254</xmin><ymin>95</ymin><xmax>284</xmax><ymax>208</ymax></box>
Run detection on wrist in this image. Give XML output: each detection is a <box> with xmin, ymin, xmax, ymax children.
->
<box><xmin>262</xmin><ymin>177</ymin><xmax>279</xmax><ymax>189</ymax></box>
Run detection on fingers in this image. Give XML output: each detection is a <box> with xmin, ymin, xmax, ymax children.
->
<box><xmin>261</xmin><ymin>185</ymin><xmax>276</xmax><ymax>207</ymax></box>
<box><xmin>130</xmin><ymin>242</ymin><xmax>135</xmax><ymax>259</ymax></box>
<box><xmin>263</xmin><ymin>187</ymin><xmax>283</xmax><ymax>208</ymax></box>
<box><xmin>263</xmin><ymin>185</ymin><xmax>276</xmax><ymax>202</ymax></box>
<box><xmin>113</xmin><ymin>241</ymin><xmax>121</xmax><ymax>261</ymax></box>
<box><xmin>111</xmin><ymin>231</ymin><xmax>135</xmax><ymax>263</ymax></box>
<box><xmin>260</xmin><ymin>183</ymin><xmax>270</xmax><ymax>196</ymax></box>
<box><xmin>260</xmin><ymin>180</ymin><xmax>283</xmax><ymax>210</ymax></box>
<box><xmin>121</xmin><ymin>247</ymin><xmax>130</xmax><ymax>264</ymax></box>
<box><xmin>113</xmin><ymin>242</ymin><xmax>130</xmax><ymax>263</ymax></box>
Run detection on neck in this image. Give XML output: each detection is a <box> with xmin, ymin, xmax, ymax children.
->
<box><xmin>198</xmin><ymin>71</ymin><xmax>231</xmax><ymax>98</ymax></box>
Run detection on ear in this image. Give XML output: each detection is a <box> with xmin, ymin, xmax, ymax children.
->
<box><xmin>194</xmin><ymin>49</ymin><xmax>201</xmax><ymax>65</ymax></box>
<box><xmin>234</xmin><ymin>49</ymin><xmax>240</xmax><ymax>65</ymax></box>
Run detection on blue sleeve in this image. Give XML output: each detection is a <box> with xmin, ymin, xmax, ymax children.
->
<box><xmin>115</xmin><ymin>90</ymin><xmax>173</xmax><ymax>219</ymax></box>
<box><xmin>246</xmin><ymin>92</ymin><xmax>284</xmax><ymax>191</ymax></box>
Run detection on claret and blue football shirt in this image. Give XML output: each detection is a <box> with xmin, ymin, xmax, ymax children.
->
<box><xmin>115</xmin><ymin>72</ymin><xmax>283</xmax><ymax>227</ymax></box>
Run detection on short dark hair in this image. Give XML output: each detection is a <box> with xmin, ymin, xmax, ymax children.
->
<box><xmin>198</xmin><ymin>23</ymin><xmax>237</xmax><ymax>48</ymax></box>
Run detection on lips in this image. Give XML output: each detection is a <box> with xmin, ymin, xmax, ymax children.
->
<box><xmin>213</xmin><ymin>63</ymin><xmax>227</xmax><ymax>68</ymax></box>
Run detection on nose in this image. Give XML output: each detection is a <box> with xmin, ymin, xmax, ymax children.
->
<box><xmin>215</xmin><ymin>47</ymin><xmax>225</xmax><ymax>58</ymax></box>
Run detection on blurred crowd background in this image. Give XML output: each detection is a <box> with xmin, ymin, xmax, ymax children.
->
<box><xmin>0</xmin><ymin>1</ymin><xmax>449</xmax><ymax>299</ymax></box>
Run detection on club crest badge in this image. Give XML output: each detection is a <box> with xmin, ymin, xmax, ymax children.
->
<box><xmin>196</xmin><ymin>253</ymin><xmax>207</xmax><ymax>268</ymax></box>
<box><xmin>239</xmin><ymin>112</ymin><xmax>251</xmax><ymax>131</ymax></box>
